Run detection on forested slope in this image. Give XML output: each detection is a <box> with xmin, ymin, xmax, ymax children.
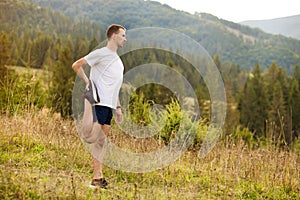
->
<box><xmin>23</xmin><ymin>0</ymin><xmax>300</xmax><ymax>72</ymax></box>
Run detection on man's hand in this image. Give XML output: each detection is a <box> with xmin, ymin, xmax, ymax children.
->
<box><xmin>115</xmin><ymin>108</ymin><xmax>123</xmax><ymax>124</ymax></box>
<box><xmin>85</xmin><ymin>81</ymin><xmax>90</xmax><ymax>91</ymax></box>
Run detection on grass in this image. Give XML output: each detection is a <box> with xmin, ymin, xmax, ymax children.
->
<box><xmin>0</xmin><ymin>108</ymin><xmax>299</xmax><ymax>199</ymax></box>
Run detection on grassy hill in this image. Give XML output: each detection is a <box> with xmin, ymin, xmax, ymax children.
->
<box><xmin>1</xmin><ymin>110</ymin><xmax>299</xmax><ymax>199</ymax></box>
<box><xmin>241</xmin><ymin>14</ymin><xmax>300</xmax><ymax>40</ymax></box>
<box><xmin>1</xmin><ymin>1</ymin><xmax>300</xmax><ymax>199</ymax></box>
<box><xmin>22</xmin><ymin>0</ymin><xmax>300</xmax><ymax>72</ymax></box>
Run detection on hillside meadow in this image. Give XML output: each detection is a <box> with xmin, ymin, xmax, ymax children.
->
<box><xmin>0</xmin><ymin>108</ymin><xmax>299</xmax><ymax>199</ymax></box>
<box><xmin>1</xmin><ymin>1</ymin><xmax>300</xmax><ymax>199</ymax></box>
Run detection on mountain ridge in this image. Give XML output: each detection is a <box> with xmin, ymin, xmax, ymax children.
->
<box><xmin>19</xmin><ymin>0</ymin><xmax>300</xmax><ymax>72</ymax></box>
<box><xmin>241</xmin><ymin>14</ymin><xmax>300</xmax><ymax>40</ymax></box>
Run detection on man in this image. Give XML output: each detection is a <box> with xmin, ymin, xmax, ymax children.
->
<box><xmin>72</xmin><ymin>24</ymin><xmax>126</xmax><ymax>189</ymax></box>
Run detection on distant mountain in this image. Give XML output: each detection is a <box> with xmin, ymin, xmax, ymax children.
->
<box><xmin>0</xmin><ymin>0</ymin><xmax>101</xmax><ymax>40</ymax></box>
<box><xmin>241</xmin><ymin>15</ymin><xmax>300</xmax><ymax>40</ymax></box>
<box><xmin>21</xmin><ymin>0</ymin><xmax>300</xmax><ymax>72</ymax></box>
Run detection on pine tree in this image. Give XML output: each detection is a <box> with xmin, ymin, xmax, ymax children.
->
<box><xmin>31</xmin><ymin>34</ymin><xmax>52</xmax><ymax>68</ymax></box>
<box><xmin>88</xmin><ymin>37</ymin><xmax>99</xmax><ymax>52</ymax></box>
<box><xmin>293</xmin><ymin>65</ymin><xmax>300</xmax><ymax>86</ymax></box>
<box><xmin>0</xmin><ymin>31</ymin><xmax>11</xmax><ymax>67</ymax></box>
<box><xmin>73</xmin><ymin>37</ymin><xmax>89</xmax><ymax>60</ymax></box>
<box><xmin>0</xmin><ymin>31</ymin><xmax>13</xmax><ymax>112</ymax></box>
<box><xmin>239</xmin><ymin>64</ymin><xmax>269</xmax><ymax>137</ymax></box>
<box><xmin>268</xmin><ymin>81</ymin><xmax>286</xmax><ymax>144</ymax></box>
<box><xmin>49</xmin><ymin>45</ymin><xmax>75</xmax><ymax>118</ymax></box>
<box><xmin>264</xmin><ymin>62</ymin><xmax>289</xmax><ymax>145</ymax></box>
<box><xmin>289</xmin><ymin>76</ymin><xmax>300</xmax><ymax>141</ymax></box>
<box><xmin>18</xmin><ymin>31</ymin><xmax>33</xmax><ymax>67</ymax></box>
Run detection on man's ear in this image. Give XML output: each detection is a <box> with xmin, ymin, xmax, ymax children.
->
<box><xmin>111</xmin><ymin>33</ymin><xmax>117</xmax><ymax>40</ymax></box>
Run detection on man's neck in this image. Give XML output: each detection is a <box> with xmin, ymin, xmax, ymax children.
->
<box><xmin>106</xmin><ymin>41</ymin><xmax>118</xmax><ymax>52</ymax></box>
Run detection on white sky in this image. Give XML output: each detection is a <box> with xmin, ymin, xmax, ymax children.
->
<box><xmin>153</xmin><ymin>0</ymin><xmax>300</xmax><ymax>22</ymax></box>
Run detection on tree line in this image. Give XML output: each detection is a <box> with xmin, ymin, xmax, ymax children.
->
<box><xmin>238</xmin><ymin>63</ymin><xmax>300</xmax><ymax>145</ymax></box>
<box><xmin>0</xmin><ymin>0</ymin><xmax>103</xmax><ymax>116</ymax></box>
<box><xmin>23</xmin><ymin>0</ymin><xmax>300</xmax><ymax>72</ymax></box>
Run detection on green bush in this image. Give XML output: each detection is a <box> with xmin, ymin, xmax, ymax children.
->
<box><xmin>129</xmin><ymin>92</ymin><xmax>152</xmax><ymax>126</ymax></box>
<box><xmin>291</xmin><ymin>136</ymin><xmax>300</xmax><ymax>154</ymax></box>
<box><xmin>160</xmin><ymin>99</ymin><xmax>182</xmax><ymax>143</ymax></box>
<box><xmin>159</xmin><ymin>98</ymin><xmax>207</xmax><ymax>148</ymax></box>
<box><xmin>233</xmin><ymin>126</ymin><xmax>255</xmax><ymax>147</ymax></box>
<box><xmin>0</xmin><ymin>67</ymin><xmax>48</xmax><ymax>114</ymax></box>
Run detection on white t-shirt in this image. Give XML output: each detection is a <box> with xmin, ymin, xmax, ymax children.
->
<box><xmin>84</xmin><ymin>47</ymin><xmax>124</xmax><ymax>109</ymax></box>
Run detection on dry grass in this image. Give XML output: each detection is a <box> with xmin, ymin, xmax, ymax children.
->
<box><xmin>0</xmin><ymin>109</ymin><xmax>299</xmax><ymax>199</ymax></box>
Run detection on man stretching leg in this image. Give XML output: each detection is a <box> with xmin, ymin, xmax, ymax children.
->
<box><xmin>72</xmin><ymin>24</ymin><xmax>126</xmax><ymax>189</ymax></box>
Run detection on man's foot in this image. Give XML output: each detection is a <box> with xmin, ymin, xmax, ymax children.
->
<box><xmin>89</xmin><ymin>178</ymin><xmax>108</xmax><ymax>189</ymax></box>
<box><xmin>83</xmin><ymin>80</ymin><xmax>99</xmax><ymax>104</ymax></box>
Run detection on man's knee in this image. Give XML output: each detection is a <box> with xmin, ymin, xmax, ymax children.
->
<box><xmin>95</xmin><ymin>134</ymin><xmax>106</xmax><ymax>148</ymax></box>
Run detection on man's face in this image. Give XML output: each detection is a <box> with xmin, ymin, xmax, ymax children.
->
<box><xmin>115</xmin><ymin>29</ymin><xmax>126</xmax><ymax>47</ymax></box>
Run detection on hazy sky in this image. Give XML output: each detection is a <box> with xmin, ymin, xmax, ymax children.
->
<box><xmin>154</xmin><ymin>0</ymin><xmax>300</xmax><ymax>22</ymax></box>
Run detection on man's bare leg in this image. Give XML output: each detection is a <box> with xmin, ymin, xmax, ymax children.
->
<box><xmin>80</xmin><ymin>100</ymin><xmax>101</xmax><ymax>143</ymax></box>
<box><xmin>80</xmin><ymin>100</ymin><xmax>93</xmax><ymax>137</ymax></box>
<box><xmin>92</xmin><ymin>124</ymin><xmax>110</xmax><ymax>179</ymax></box>
<box><xmin>81</xmin><ymin>101</ymin><xmax>111</xmax><ymax>183</ymax></box>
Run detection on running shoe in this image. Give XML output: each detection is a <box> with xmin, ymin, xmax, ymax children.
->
<box><xmin>89</xmin><ymin>178</ymin><xmax>108</xmax><ymax>189</ymax></box>
<box><xmin>83</xmin><ymin>79</ymin><xmax>100</xmax><ymax>104</ymax></box>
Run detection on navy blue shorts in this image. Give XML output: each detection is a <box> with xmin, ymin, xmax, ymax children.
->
<box><xmin>92</xmin><ymin>105</ymin><xmax>113</xmax><ymax>125</ymax></box>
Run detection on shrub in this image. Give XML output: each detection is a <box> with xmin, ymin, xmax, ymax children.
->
<box><xmin>0</xmin><ymin>68</ymin><xmax>48</xmax><ymax>114</ymax></box>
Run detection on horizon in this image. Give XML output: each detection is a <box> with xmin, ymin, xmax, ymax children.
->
<box><xmin>153</xmin><ymin>0</ymin><xmax>300</xmax><ymax>22</ymax></box>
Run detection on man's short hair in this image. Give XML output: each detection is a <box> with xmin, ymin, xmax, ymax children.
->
<box><xmin>106</xmin><ymin>24</ymin><xmax>126</xmax><ymax>39</ymax></box>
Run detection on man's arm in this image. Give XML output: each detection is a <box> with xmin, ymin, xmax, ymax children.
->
<box><xmin>115</xmin><ymin>98</ymin><xmax>123</xmax><ymax>124</ymax></box>
<box><xmin>72</xmin><ymin>57</ymin><xmax>89</xmax><ymax>85</ymax></box>
<box><xmin>116</xmin><ymin>99</ymin><xmax>121</xmax><ymax>108</ymax></box>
